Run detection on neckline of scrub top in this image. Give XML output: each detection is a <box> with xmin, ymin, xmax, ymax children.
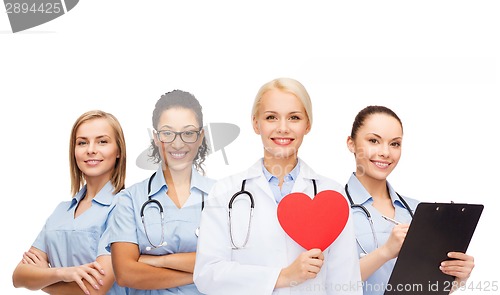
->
<box><xmin>67</xmin><ymin>181</ymin><xmax>115</xmax><ymax>211</ymax></box>
<box><xmin>147</xmin><ymin>164</ymin><xmax>213</xmax><ymax>207</ymax></box>
<box><xmin>347</xmin><ymin>172</ymin><xmax>406</xmax><ymax>208</ymax></box>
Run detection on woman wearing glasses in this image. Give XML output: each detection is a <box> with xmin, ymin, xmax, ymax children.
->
<box><xmin>12</xmin><ymin>110</ymin><xmax>128</xmax><ymax>295</ymax></box>
<box><xmin>193</xmin><ymin>78</ymin><xmax>361</xmax><ymax>295</ymax></box>
<box><xmin>108</xmin><ymin>90</ymin><xmax>215</xmax><ymax>294</ymax></box>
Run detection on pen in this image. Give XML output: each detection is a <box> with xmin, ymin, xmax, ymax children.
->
<box><xmin>381</xmin><ymin>215</ymin><xmax>401</xmax><ymax>225</ymax></box>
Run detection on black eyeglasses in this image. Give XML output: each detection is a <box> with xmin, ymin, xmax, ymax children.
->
<box><xmin>155</xmin><ymin>128</ymin><xmax>202</xmax><ymax>143</ymax></box>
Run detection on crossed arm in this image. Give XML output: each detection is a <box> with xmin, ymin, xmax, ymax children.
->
<box><xmin>12</xmin><ymin>246</ymin><xmax>116</xmax><ymax>295</ymax></box>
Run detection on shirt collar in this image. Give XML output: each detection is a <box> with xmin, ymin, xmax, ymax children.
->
<box><xmin>262</xmin><ymin>160</ymin><xmax>300</xmax><ymax>183</ymax></box>
<box><xmin>148</xmin><ymin>164</ymin><xmax>214</xmax><ymax>197</ymax></box>
<box><xmin>68</xmin><ymin>181</ymin><xmax>115</xmax><ymax>210</ymax></box>
<box><xmin>346</xmin><ymin>173</ymin><xmax>401</xmax><ymax>206</ymax></box>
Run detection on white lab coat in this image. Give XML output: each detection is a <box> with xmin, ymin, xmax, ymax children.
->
<box><xmin>194</xmin><ymin>159</ymin><xmax>362</xmax><ymax>295</ymax></box>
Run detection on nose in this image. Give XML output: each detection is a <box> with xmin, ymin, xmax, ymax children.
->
<box><xmin>277</xmin><ymin>120</ymin><xmax>290</xmax><ymax>134</ymax></box>
<box><xmin>86</xmin><ymin>141</ymin><xmax>97</xmax><ymax>154</ymax></box>
<box><xmin>171</xmin><ymin>134</ymin><xmax>185</xmax><ymax>149</ymax></box>
<box><xmin>379</xmin><ymin>144</ymin><xmax>390</xmax><ymax>158</ymax></box>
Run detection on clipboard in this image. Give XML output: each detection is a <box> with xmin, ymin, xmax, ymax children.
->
<box><xmin>384</xmin><ymin>202</ymin><xmax>483</xmax><ymax>295</ymax></box>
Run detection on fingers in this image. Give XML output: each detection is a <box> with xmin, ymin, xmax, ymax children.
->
<box><xmin>60</xmin><ymin>263</ymin><xmax>105</xmax><ymax>294</ymax></box>
<box><xmin>440</xmin><ymin>252</ymin><xmax>475</xmax><ymax>279</ymax></box>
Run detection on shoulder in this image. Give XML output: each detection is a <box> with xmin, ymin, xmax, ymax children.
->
<box><xmin>399</xmin><ymin>195</ymin><xmax>421</xmax><ymax>211</ymax></box>
<box><xmin>298</xmin><ymin>159</ymin><xmax>344</xmax><ymax>192</ymax></box>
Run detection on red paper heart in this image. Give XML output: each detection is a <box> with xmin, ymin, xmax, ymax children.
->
<box><xmin>277</xmin><ymin>190</ymin><xmax>349</xmax><ymax>251</ymax></box>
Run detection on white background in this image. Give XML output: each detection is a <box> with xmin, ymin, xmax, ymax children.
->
<box><xmin>1</xmin><ymin>1</ymin><xmax>498</xmax><ymax>294</ymax></box>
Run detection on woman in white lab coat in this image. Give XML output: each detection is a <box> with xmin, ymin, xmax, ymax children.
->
<box><xmin>194</xmin><ymin>78</ymin><xmax>361</xmax><ymax>295</ymax></box>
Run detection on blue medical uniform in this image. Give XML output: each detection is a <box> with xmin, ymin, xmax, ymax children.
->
<box><xmin>347</xmin><ymin>173</ymin><xmax>420</xmax><ymax>295</ymax></box>
<box><xmin>108</xmin><ymin>165</ymin><xmax>215</xmax><ymax>295</ymax></box>
<box><xmin>32</xmin><ymin>181</ymin><xmax>127</xmax><ymax>295</ymax></box>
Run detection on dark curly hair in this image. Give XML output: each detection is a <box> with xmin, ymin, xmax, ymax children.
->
<box><xmin>149</xmin><ymin>90</ymin><xmax>209</xmax><ymax>175</ymax></box>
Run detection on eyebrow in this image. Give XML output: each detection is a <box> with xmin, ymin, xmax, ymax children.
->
<box><xmin>76</xmin><ymin>135</ymin><xmax>112</xmax><ymax>140</ymax></box>
<box><xmin>263</xmin><ymin>111</ymin><xmax>304</xmax><ymax>115</ymax></box>
<box><xmin>367</xmin><ymin>132</ymin><xmax>402</xmax><ymax>141</ymax></box>
<box><xmin>158</xmin><ymin>124</ymin><xmax>198</xmax><ymax>130</ymax></box>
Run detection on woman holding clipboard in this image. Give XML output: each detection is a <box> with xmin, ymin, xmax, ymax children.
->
<box><xmin>344</xmin><ymin>105</ymin><xmax>474</xmax><ymax>294</ymax></box>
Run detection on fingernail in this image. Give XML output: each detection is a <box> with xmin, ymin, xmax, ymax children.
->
<box><xmin>85</xmin><ymin>291</ymin><xmax>90</xmax><ymax>295</ymax></box>
<box><xmin>94</xmin><ymin>285</ymin><xmax>99</xmax><ymax>290</ymax></box>
<box><xmin>99</xmin><ymin>279</ymin><xmax>104</xmax><ymax>285</ymax></box>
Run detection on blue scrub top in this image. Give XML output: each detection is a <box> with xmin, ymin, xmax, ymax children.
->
<box><xmin>346</xmin><ymin>173</ymin><xmax>420</xmax><ymax>295</ymax></box>
<box><xmin>33</xmin><ymin>181</ymin><xmax>127</xmax><ymax>295</ymax></box>
<box><xmin>108</xmin><ymin>165</ymin><xmax>215</xmax><ymax>295</ymax></box>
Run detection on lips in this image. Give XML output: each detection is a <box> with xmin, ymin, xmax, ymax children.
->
<box><xmin>84</xmin><ymin>159</ymin><xmax>102</xmax><ymax>166</ymax></box>
<box><xmin>272</xmin><ymin>138</ymin><xmax>294</xmax><ymax>145</ymax></box>
<box><xmin>372</xmin><ymin>161</ymin><xmax>390</xmax><ymax>169</ymax></box>
<box><xmin>169</xmin><ymin>152</ymin><xmax>188</xmax><ymax>159</ymax></box>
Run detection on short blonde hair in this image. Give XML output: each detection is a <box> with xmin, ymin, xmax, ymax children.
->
<box><xmin>251</xmin><ymin>77</ymin><xmax>313</xmax><ymax>127</ymax></box>
<box><xmin>69</xmin><ymin>110</ymin><xmax>127</xmax><ymax>196</ymax></box>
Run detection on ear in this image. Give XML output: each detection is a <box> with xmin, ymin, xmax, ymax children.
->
<box><xmin>152</xmin><ymin>130</ymin><xmax>161</xmax><ymax>148</ymax></box>
<box><xmin>347</xmin><ymin>136</ymin><xmax>355</xmax><ymax>153</ymax></box>
<box><xmin>199</xmin><ymin>128</ymin><xmax>205</xmax><ymax>141</ymax></box>
<box><xmin>252</xmin><ymin>115</ymin><xmax>260</xmax><ymax>135</ymax></box>
<box><xmin>305</xmin><ymin>121</ymin><xmax>311</xmax><ymax>135</ymax></box>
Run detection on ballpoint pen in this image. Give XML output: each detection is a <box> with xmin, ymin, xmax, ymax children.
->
<box><xmin>381</xmin><ymin>215</ymin><xmax>401</xmax><ymax>225</ymax></box>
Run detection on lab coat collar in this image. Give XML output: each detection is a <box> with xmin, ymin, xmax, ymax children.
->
<box><xmin>292</xmin><ymin>159</ymin><xmax>317</xmax><ymax>196</ymax></box>
<box><xmin>244</xmin><ymin>158</ymin><xmax>318</xmax><ymax>201</ymax></box>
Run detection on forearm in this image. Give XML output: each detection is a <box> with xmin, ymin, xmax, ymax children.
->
<box><xmin>140</xmin><ymin>252</ymin><xmax>196</xmax><ymax>273</ymax></box>
<box><xmin>115</xmin><ymin>261</ymin><xmax>193</xmax><ymax>289</ymax></box>
<box><xmin>359</xmin><ymin>247</ymin><xmax>392</xmax><ymax>281</ymax></box>
<box><xmin>42</xmin><ymin>281</ymin><xmax>107</xmax><ymax>295</ymax></box>
<box><xmin>13</xmin><ymin>264</ymin><xmax>62</xmax><ymax>291</ymax></box>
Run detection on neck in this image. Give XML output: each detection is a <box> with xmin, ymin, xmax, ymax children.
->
<box><xmin>263</xmin><ymin>155</ymin><xmax>298</xmax><ymax>185</ymax></box>
<box><xmin>163</xmin><ymin>165</ymin><xmax>192</xmax><ymax>188</ymax></box>
<box><xmin>83</xmin><ymin>175</ymin><xmax>110</xmax><ymax>200</ymax></box>
<box><xmin>355</xmin><ymin>173</ymin><xmax>389</xmax><ymax>201</ymax></box>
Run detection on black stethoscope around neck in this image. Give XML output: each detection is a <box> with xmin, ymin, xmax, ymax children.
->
<box><xmin>228</xmin><ymin>178</ymin><xmax>318</xmax><ymax>249</ymax></box>
<box><xmin>345</xmin><ymin>183</ymin><xmax>413</xmax><ymax>256</ymax></box>
<box><xmin>140</xmin><ymin>172</ymin><xmax>204</xmax><ymax>251</ymax></box>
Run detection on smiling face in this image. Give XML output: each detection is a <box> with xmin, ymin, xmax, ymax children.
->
<box><xmin>347</xmin><ymin>113</ymin><xmax>403</xmax><ymax>182</ymax></box>
<box><xmin>154</xmin><ymin>107</ymin><xmax>204</xmax><ymax>173</ymax></box>
<box><xmin>74</xmin><ymin>118</ymin><xmax>120</xmax><ymax>183</ymax></box>
<box><xmin>253</xmin><ymin>89</ymin><xmax>311</xmax><ymax>162</ymax></box>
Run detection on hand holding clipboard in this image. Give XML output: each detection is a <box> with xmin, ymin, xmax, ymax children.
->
<box><xmin>384</xmin><ymin>202</ymin><xmax>483</xmax><ymax>295</ymax></box>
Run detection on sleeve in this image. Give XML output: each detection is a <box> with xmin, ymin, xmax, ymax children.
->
<box><xmin>193</xmin><ymin>181</ymin><xmax>281</xmax><ymax>295</ymax></box>
<box><xmin>106</xmin><ymin>190</ymin><xmax>139</xmax><ymax>252</ymax></box>
<box><xmin>325</xmin><ymin>202</ymin><xmax>363</xmax><ymax>295</ymax></box>
<box><xmin>32</xmin><ymin>203</ymin><xmax>64</xmax><ymax>253</ymax></box>
<box><xmin>97</xmin><ymin>198</ymin><xmax>119</xmax><ymax>257</ymax></box>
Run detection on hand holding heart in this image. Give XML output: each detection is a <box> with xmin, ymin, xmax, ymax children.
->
<box><xmin>275</xmin><ymin>248</ymin><xmax>324</xmax><ymax>288</ymax></box>
<box><xmin>277</xmin><ymin>190</ymin><xmax>349</xmax><ymax>251</ymax></box>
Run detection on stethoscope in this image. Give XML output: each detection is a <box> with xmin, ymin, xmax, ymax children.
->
<box><xmin>345</xmin><ymin>183</ymin><xmax>413</xmax><ymax>257</ymax></box>
<box><xmin>140</xmin><ymin>172</ymin><xmax>204</xmax><ymax>251</ymax></box>
<box><xmin>228</xmin><ymin>178</ymin><xmax>317</xmax><ymax>250</ymax></box>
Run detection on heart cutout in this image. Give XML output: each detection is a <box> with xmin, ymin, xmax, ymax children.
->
<box><xmin>277</xmin><ymin>190</ymin><xmax>349</xmax><ymax>251</ymax></box>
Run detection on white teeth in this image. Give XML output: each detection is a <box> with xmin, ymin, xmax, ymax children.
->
<box><xmin>275</xmin><ymin>138</ymin><xmax>291</xmax><ymax>144</ymax></box>
<box><xmin>170</xmin><ymin>152</ymin><xmax>187</xmax><ymax>159</ymax></box>
<box><xmin>86</xmin><ymin>160</ymin><xmax>100</xmax><ymax>165</ymax></box>
<box><xmin>374</xmin><ymin>162</ymin><xmax>389</xmax><ymax>168</ymax></box>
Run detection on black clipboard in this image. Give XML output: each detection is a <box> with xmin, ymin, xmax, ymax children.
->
<box><xmin>384</xmin><ymin>202</ymin><xmax>483</xmax><ymax>295</ymax></box>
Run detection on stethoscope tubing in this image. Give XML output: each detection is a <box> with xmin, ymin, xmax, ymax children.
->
<box><xmin>141</xmin><ymin>172</ymin><xmax>204</xmax><ymax>251</ymax></box>
<box><xmin>345</xmin><ymin>183</ymin><xmax>413</xmax><ymax>256</ymax></box>
<box><xmin>228</xmin><ymin>178</ymin><xmax>317</xmax><ymax>250</ymax></box>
